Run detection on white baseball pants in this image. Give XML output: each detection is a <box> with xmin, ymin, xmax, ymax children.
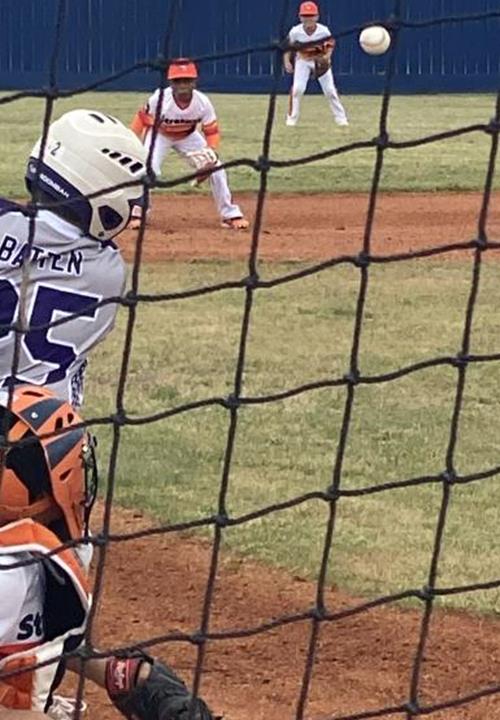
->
<box><xmin>143</xmin><ymin>129</ymin><xmax>243</xmax><ymax>221</ymax></box>
<box><xmin>287</xmin><ymin>57</ymin><xmax>348</xmax><ymax>125</ymax></box>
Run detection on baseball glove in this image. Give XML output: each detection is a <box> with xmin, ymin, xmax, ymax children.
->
<box><xmin>106</xmin><ymin>654</ymin><xmax>219</xmax><ymax>720</ymax></box>
<box><xmin>313</xmin><ymin>56</ymin><xmax>331</xmax><ymax>79</ymax></box>
<box><xmin>185</xmin><ymin>147</ymin><xmax>218</xmax><ymax>186</ymax></box>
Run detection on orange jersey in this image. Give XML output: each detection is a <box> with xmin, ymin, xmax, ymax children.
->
<box><xmin>131</xmin><ymin>87</ymin><xmax>221</xmax><ymax>147</ymax></box>
<box><xmin>0</xmin><ymin>520</ymin><xmax>90</xmax><ymax>711</ymax></box>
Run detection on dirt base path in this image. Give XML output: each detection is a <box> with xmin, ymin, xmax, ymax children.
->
<box><xmin>75</xmin><ymin>506</ymin><xmax>500</xmax><ymax>720</ymax></box>
<box><xmin>117</xmin><ymin>191</ymin><xmax>500</xmax><ymax>263</ymax></box>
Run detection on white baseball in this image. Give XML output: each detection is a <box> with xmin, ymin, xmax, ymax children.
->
<box><xmin>359</xmin><ymin>25</ymin><xmax>391</xmax><ymax>55</ymax></box>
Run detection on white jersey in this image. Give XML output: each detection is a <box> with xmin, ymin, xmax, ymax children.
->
<box><xmin>288</xmin><ymin>22</ymin><xmax>331</xmax><ymax>45</ymax></box>
<box><xmin>145</xmin><ymin>87</ymin><xmax>217</xmax><ymax>140</ymax></box>
<box><xmin>0</xmin><ymin>555</ymin><xmax>45</xmax><ymax>649</ymax></box>
<box><xmin>0</xmin><ymin>520</ymin><xmax>91</xmax><ymax>711</ymax></box>
<box><xmin>288</xmin><ymin>22</ymin><xmax>333</xmax><ymax>59</ymax></box>
<box><xmin>0</xmin><ymin>199</ymin><xmax>126</xmax><ymax>406</ymax></box>
<box><xmin>0</xmin><ymin>553</ymin><xmax>45</xmax><ymax>650</ymax></box>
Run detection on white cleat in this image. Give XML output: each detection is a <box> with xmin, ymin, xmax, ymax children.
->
<box><xmin>335</xmin><ymin>118</ymin><xmax>349</xmax><ymax>127</ymax></box>
<box><xmin>286</xmin><ymin>117</ymin><xmax>297</xmax><ymax>127</ymax></box>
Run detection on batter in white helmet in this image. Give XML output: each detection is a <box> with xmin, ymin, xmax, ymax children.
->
<box><xmin>128</xmin><ymin>58</ymin><xmax>249</xmax><ymax>231</ymax></box>
<box><xmin>284</xmin><ymin>1</ymin><xmax>348</xmax><ymax>127</ymax></box>
<box><xmin>0</xmin><ymin>110</ymin><xmax>147</xmax><ymax>406</ymax></box>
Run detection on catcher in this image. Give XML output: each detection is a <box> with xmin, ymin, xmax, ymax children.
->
<box><xmin>0</xmin><ymin>385</ymin><xmax>216</xmax><ymax>720</ymax></box>
<box><xmin>283</xmin><ymin>1</ymin><xmax>348</xmax><ymax>127</ymax></box>
<box><xmin>128</xmin><ymin>58</ymin><xmax>249</xmax><ymax>231</ymax></box>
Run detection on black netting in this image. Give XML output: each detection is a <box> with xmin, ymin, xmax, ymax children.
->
<box><xmin>1</xmin><ymin>0</ymin><xmax>500</xmax><ymax>718</ymax></box>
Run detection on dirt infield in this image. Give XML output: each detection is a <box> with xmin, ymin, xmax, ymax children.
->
<box><xmin>80</xmin><ymin>506</ymin><xmax>500</xmax><ymax>720</ymax></box>
<box><xmin>117</xmin><ymin>191</ymin><xmax>500</xmax><ymax>263</ymax></box>
<box><xmin>79</xmin><ymin>191</ymin><xmax>500</xmax><ymax>720</ymax></box>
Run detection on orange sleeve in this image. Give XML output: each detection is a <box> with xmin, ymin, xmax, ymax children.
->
<box><xmin>130</xmin><ymin>109</ymin><xmax>154</xmax><ymax>140</ymax></box>
<box><xmin>202</xmin><ymin>120</ymin><xmax>220</xmax><ymax>150</ymax></box>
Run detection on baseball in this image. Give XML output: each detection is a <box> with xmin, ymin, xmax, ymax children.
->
<box><xmin>359</xmin><ymin>25</ymin><xmax>391</xmax><ymax>55</ymax></box>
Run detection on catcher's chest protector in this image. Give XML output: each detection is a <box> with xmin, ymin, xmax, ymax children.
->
<box><xmin>0</xmin><ymin>520</ymin><xmax>90</xmax><ymax>711</ymax></box>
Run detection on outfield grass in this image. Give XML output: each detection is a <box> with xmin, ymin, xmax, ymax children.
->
<box><xmin>0</xmin><ymin>91</ymin><xmax>497</xmax><ymax>195</ymax></box>
<box><xmin>84</xmin><ymin>258</ymin><xmax>500</xmax><ymax>613</ymax></box>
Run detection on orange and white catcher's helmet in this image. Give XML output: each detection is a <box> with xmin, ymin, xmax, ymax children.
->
<box><xmin>26</xmin><ymin>109</ymin><xmax>148</xmax><ymax>241</ymax></box>
<box><xmin>0</xmin><ymin>385</ymin><xmax>97</xmax><ymax>541</ymax></box>
<box><xmin>167</xmin><ymin>58</ymin><xmax>198</xmax><ymax>80</ymax></box>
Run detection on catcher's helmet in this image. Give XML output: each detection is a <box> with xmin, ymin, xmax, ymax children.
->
<box><xmin>25</xmin><ymin>110</ymin><xmax>148</xmax><ymax>242</ymax></box>
<box><xmin>167</xmin><ymin>58</ymin><xmax>198</xmax><ymax>80</ymax></box>
<box><xmin>299</xmin><ymin>1</ymin><xmax>319</xmax><ymax>15</ymax></box>
<box><xmin>0</xmin><ymin>385</ymin><xmax>97</xmax><ymax>541</ymax></box>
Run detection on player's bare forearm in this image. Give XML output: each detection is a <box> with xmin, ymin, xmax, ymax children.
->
<box><xmin>0</xmin><ymin>711</ymin><xmax>46</xmax><ymax>720</ymax></box>
<box><xmin>66</xmin><ymin>655</ymin><xmax>151</xmax><ymax>689</ymax></box>
<box><xmin>66</xmin><ymin>655</ymin><xmax>106</xmax><ymax>686</ymax></box>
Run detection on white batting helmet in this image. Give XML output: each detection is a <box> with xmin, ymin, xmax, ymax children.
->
<box><xmin>26</xmin><ymin>109</ymin><xmax>148</xmax><ymax>241</ymax></box>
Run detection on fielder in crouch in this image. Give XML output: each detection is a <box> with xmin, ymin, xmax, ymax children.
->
<box><xmin>0</xmin><ymin>385</ymin><xmax>215</xmax><ymax>720</ymax></box>
<box><xmin>129</xmin><ymin>58</ymin><xmax>249</xmax><ymax>231</ymax></box>
<box><xmin>284</xmin><ymin>1</ymin><xmax>348</xmax><ymax>127</ymax></box>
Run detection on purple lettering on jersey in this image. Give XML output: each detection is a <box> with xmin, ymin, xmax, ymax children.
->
<box><xmin>0</xmin><ymin>235</ymin><xmax>17</xmax><ymax>262</ymax></box>
<box><xmin>31</xmin><ymin>246</ymin><xmax>44</xmax><ymax>263</ymax></box>
<box><xmin>11</xmin><ymin>244</ymin><xmax>29</xmax><ymax>268</ymax></box>
<box><xmin>49</xmin><ymin>252</ymin><xmax>65</xmax><ymax>272</ymax></box>
<box><xmin>26</xmin><ymin>286</ymin><xmax>99</xmax><ymax>383</ymax></box>
<box><xmin>67</xmin><ymin>250</ymin><xmax>83</xmax><ymax>276</ymax></box>
<box><xmin>36</xmin><ymin>252</ymin><xmax>48</xmax><ymax>269</ymax></box>
<box><xmin>0</xmin><ymin>278</ymin><xmax>18</xmax><ymax>339</ymax></box>
<box><xmin>1</xmin><ymin>280</ymin><xmax>100</xmax><ymax>384</ymax></box>
<box><xmin>0</xmin><ymin>234</ymin><xmax>84</xmax><ymax>277</ymax></box>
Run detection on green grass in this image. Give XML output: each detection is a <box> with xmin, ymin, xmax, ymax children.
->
<box><xmin>0</xmin><ymin>91</ymin><xmax>497</xmax><ymax>195</ymax></box>
<box><xmin>84</xmin><ymin>259</ymin><xmax>500</xmax><ymax>613</ymax></box>
<box><xmin>3</xmin><ymin>89</ymin><xmax>499</xmax><ymax>611</ymax></box>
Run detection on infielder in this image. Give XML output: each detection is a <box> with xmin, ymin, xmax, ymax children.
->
<box><xmin>0</xmin><ymin>384</ymin><xmax>215</xmax><ymax>720</ymax></box>
<box><xmin>0</xmin><ymin>110</ymin><xmax>147</xmax><ymax>408</ymax></box>
<box><xmin>128</xmin><ymin>58</ymin><xmax>249</xmax><ymax>231</ymax></box>
<box><xmin>284</xmin><ymin>1</ymin><xmax>348</xmax><ymax>127</ymax></box>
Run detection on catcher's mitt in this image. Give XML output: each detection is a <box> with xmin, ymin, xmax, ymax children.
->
<box><xmin>106</xmin><ymin>655</ymin><xmax>218</xmax><ymax>720</ymax></box>
<box><xmin>185</xmin><ymin>147</ymin><xmax>218</xmax><ymax>186</ymax></box>
<box><xmin>313</xmin><ymin>56</ymin><xmax>331</xmax><ymax>79</ymax></box>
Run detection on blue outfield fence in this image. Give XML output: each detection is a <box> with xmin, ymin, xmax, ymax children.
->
<box><xmin>0</xmin><ymin>0</ymin><xmax>498</xmax><ymax>93</ymax></box>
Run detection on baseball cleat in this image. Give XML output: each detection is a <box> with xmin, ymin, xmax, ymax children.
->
<box><xmin>286</xmin><ymin>117</ymin><xmax>297</xmax><ymax>126</ymax></box>
<box><xmin>335</xmin><ymin>118</ymin><xmax>349</xmax><ymax>127</ymax></box>
<box><xmin>221</xmin><ymin>217</ymin><xmax>250</xmax><ymax>230</ymax></box>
